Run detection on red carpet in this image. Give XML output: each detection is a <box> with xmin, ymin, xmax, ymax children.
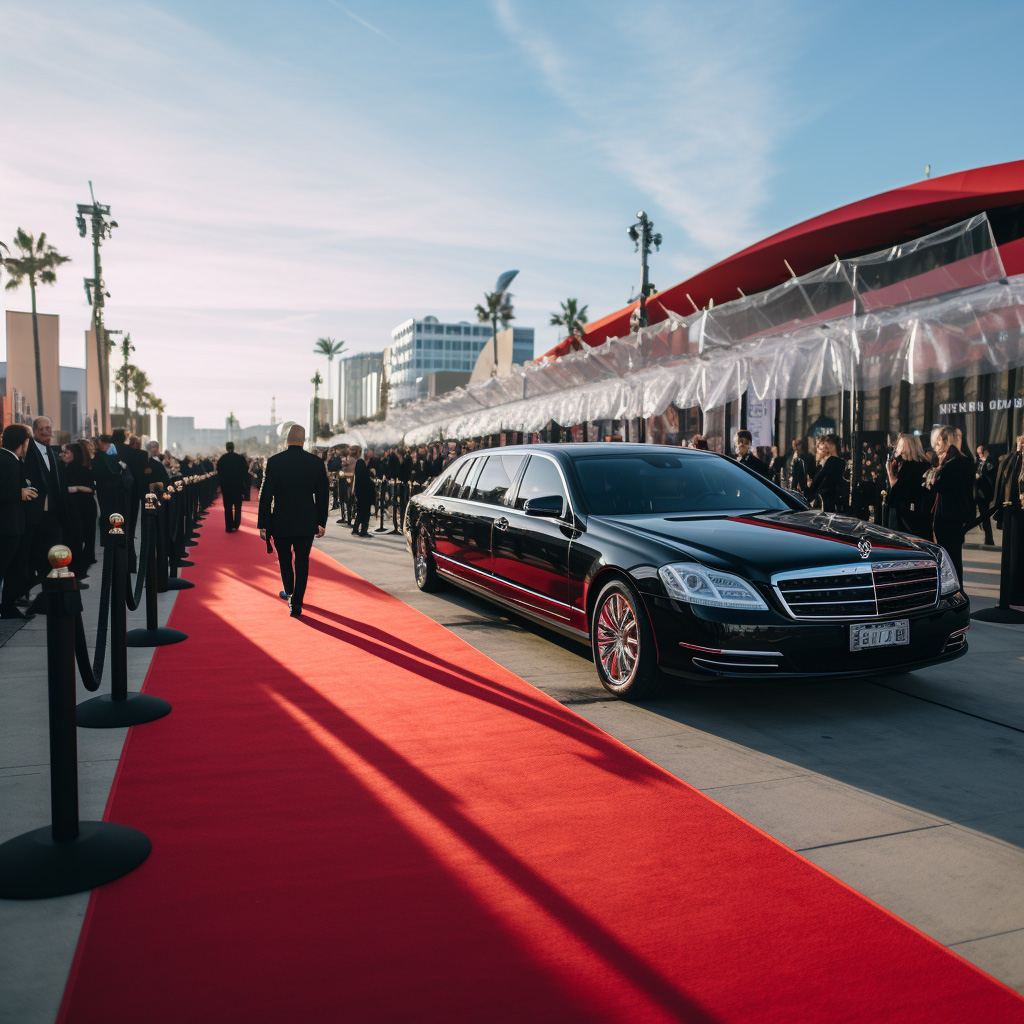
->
<box><xmin>57</xmin><ymin>501</ymin><xmax>1024</xmax><ymax>1023</ymax></box>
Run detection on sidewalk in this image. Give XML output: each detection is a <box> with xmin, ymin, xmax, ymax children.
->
<box><xmin>0</xmin><ymin>547</ymin><xmax>185</xmax><ymax>1024</ymax></box>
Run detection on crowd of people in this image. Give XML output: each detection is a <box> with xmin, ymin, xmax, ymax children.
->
<box><xmin>6</xmin><ymin>414</ymin><xmax>1024</xmax><ymax>620</ymax></box>
<box><xmin>0</xmin><ymin>417</ymin><xmax>217</xmax><ymax>621</ymax></box>
<box><xmin>709</xmin><ymin>425</ymin><xmax>1024</xmax><ymax>593</ymax></box>
<box><xmin>316</xmin><ymin>441</ymin><xmax>458</xmax><ymax>538</ymax></box>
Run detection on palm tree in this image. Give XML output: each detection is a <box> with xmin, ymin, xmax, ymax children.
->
<box><xmin>2</xmin><ymin>229</ymin><xmax>71</xmax><ymax>417</ymax></box>
<box><xmin>130</xmin><ymin>366</ymin><xmax>151</xmax><ymax>435</ymax></box>
<box><xmin>314</xmin><ymin>337</ymin><xmax>346</xmax><ymax>417</ymax></box>
<box><xmin>146</xmin><ymin>394</ymin><xmax>166</xmax><ymax>445</ymax></box>
<box><xmin>475</xmin><ymin>291</ymin><xmax>515</xmax><ymax>371</ymax></box>
<box><xmin>550</xmin><ymin>298</ymin><xmax>589</xmax><ymax>349</ymax></box>
<box><xmin>114</xmin><ymin>362</ymin><xmax>138</xmax><ymax>432</ymax></box>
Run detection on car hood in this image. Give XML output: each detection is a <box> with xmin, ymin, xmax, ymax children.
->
<box><xmin>600</xmin><ymin>509</ymin><xmax>937</xmax><ymax>581</ymax></box>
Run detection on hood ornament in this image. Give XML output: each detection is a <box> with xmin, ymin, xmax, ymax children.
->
<box><xmin>858</xmin><ymin>537</ymin><xmax>872</xmax><ymax>560</ymax></box>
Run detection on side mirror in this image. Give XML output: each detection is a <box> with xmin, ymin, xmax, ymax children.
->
<box><xmin>524</xmin><ymin>495</ymin><xmax>564</xmax><ymax>518</ymax></box>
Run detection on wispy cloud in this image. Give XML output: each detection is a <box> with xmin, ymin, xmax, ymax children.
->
<box><xmin>492</xmin><ymin>0</ymin><xmax>802</xmax><ymax>267</ymax></box>
<box><xmin>0</xmin><ymin>1</ymin><xmax>605</xmax><ymax>423</ymax></box>
<box><xmin>326</xmin><ymin>0</ymin><xmax>401</xmax><ymax>46</ymax></box>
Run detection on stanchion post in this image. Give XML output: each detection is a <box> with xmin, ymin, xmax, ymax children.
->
<box><xmin>127</xmin><ymin>495</ymin><xmax>189</xmax><ymax>648</ymax></box>
<box><xmin>0</xmin><ymin>547</ymin><xmax>151</xmax><ymax>899</ymax></box>
<box><xmin>167</xmin><ymin>484</ymin><xmax>195</xmax><ymax>590</ymax></box>
<box><xmin>155</xmin><ymin>486</ymin><xmax>170</xmax><ymax>594</ymax></box>
<box><xmin>76</xmin><ymin>515</ymin><xmax>173</xmax><ymax>728</ymax></box>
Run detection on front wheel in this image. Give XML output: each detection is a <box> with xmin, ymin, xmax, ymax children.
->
<box><xmin>591</xmin><ymin>579</ymin><xmax>667</xmax><ymax>700</ymax></box>
<box><xmin>414</xmin><ymin>528</ymin><xmax>443</xmax><ymax>592</ymax></box>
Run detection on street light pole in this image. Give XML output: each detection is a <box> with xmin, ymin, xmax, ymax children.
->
<box><xmin>77</xmin><ymin>183</ymin><xmax>117</xmax><ymax>432</ymax></box>
<box><xmin>627</xmin><ymin>211</ymin><xmax>662</xmax><ymax>330</ymax></box>
<box><xmin>492</xmin><ymin>269</ymin><xmax>519</xmax><ymax>374</ymax></box>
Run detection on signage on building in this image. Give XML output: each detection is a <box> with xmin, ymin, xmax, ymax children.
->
<box><xmin>938</xmin><ymin>399</ymin><xmax>1024</xmax><ymax>415</ymax></box>
<box><xmin>746</xmin><ymin>392</ymin><xmax>775</xmax><ymax>447</ymax></box>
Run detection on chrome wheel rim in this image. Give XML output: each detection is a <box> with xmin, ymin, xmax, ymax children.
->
<box><xmin>596</xmin><ymin>592</ymin><xmax>639</xmax><ymax>687</ymax></box>
<box><xmin>415</xmin><ymin>532</ymin><xmax>429</xmax><ymax>586</ymax></box>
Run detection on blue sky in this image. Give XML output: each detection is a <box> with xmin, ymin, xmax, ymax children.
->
<box><xmin>1</xmin><ymin>0</ymin><xmax>1021</xmax><ymax>427</ymax></box>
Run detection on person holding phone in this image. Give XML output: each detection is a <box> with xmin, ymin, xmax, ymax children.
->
<box><xmin>1</xmin><ymin>424</ymin><xmax>38</xmax><ymax>619</ymax></box>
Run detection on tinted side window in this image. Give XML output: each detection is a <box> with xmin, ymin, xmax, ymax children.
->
<box><xmin>514</xmin><ymin>456</ymin><xmax>567</xmax><ymax>511</ymax></box>
<box><xmin>444</xmin><ymin>460</ymin><xmax>472</xmax><ymax>498</ymax></box>
<box><xmin>455</xmin><ymin>458</ymin><xmax>482</xmax><ymax>499</ymax></box>
<box><xmin>470</xmin><ymin>454</ymin><xmax>525</xmax><ymax>505</ymax></box>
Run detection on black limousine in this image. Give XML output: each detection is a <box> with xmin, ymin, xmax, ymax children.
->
<box><xmin>404</xmin><ymin>444</ymin><xmax>969</xmax><ymax>699</ymax></box>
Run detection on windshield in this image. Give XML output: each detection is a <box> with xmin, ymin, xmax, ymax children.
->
<box><xmin>573</xmin><ymin>453</ymin><xmax>790</xmax><ymax>516</ymax></box>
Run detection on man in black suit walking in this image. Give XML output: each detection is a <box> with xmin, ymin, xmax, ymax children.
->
<box><xmin>217</xmin><ymin>441</ymin><xmax>250</xmax><ymax>532</ymax></box>
<box><xmin>1</xmin><ymin>424</ymin><xmax>37</xmax><ymax>619</ymax></box>
<box><xmin>23</xmin><ymin>416</ymin><xmax>68</xmax><ymax>589</ymax></box>
<box><xmin>258</xmin><ymin>425</ymin><xmax>329</xmax><ymax>618</ymax></box>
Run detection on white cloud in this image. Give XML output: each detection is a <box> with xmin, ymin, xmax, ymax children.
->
<box><xmin>492</xmin><ymin>0</ymin><xmax>801</xmax><ymax>265</ymax></box>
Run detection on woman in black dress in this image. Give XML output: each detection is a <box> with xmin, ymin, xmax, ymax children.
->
<box><xmin>806</xmin><ymin>434</ymin><xmax>846</xmax><ymax>513</ymax></box>
<box><xmin>63</xmin><ymin>440</ymin><xmax>98</xmax><ymax>576</ymax></box>
<box><xmin>927</xmin><ymin>425</ymin><xmax>975</xmax><ymax>586</ymax></box>
<box><xmin>885</xmin><ymin>433</ymin><xmax>931</xmax><ymax>539</ymax></box>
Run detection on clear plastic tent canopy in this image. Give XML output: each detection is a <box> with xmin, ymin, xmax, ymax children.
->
<box><xmin>386</xmin><ymin>215</ymin><xmax>1024</xmax><ymax>445</ymax></box>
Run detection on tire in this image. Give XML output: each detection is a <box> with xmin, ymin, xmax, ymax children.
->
<box><xmin>414</xmin><ymin>527</ymin><xmax>443</xmax><ymax>593</ymax></box>
<box><xmin>591</xmin><ymin>578</ymin><xmax>667</xmax><ymax>700</ymax></box>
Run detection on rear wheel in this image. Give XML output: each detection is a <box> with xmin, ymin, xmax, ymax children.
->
<box><xmin>591</xmin><ymin>579</ymin><xmax>667</xmax><ymax>700</ymax></box>
<box><xmin>414</xmin><ymin>528</ymin><xmax>443</xmax><ymax>592</ymax></box>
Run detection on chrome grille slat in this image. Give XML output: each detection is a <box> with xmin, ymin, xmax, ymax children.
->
<box><xmin>773</xmin><ymin>560</ymin><xmax>938</xmax><ymax>620</ymax></box>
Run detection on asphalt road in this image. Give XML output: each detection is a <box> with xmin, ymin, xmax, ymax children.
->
<box><xmin>318</xmin><ymin>515</ymin><xmax>1024</xmax><ymax>994</ymax></box>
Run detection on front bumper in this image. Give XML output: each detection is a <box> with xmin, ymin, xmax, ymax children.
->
<box><xmin>646</xmin><ymin>592</ymin><xmax>970</xmax><ymax>681</ymax></box>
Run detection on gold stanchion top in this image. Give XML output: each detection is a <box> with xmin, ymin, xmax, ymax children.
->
<box><xmin>47</xmin><ymin>545</ymin><xmax>74</xmax><ymax>578</ymax></box>
<box><xmin>109</xmin><ymin>513</ymin><xmax>126</xmax><ymax>535</ymax></box>
<box><xmin>145</xmin><ymin>493</ymin><xmax>158</xmax><ymax>510</ymax></box>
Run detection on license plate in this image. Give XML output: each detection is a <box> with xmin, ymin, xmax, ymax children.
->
<box><xmin>850</xmin><ymin>619</ymin><xmax>910</xmax><ymax>652</ymax></box>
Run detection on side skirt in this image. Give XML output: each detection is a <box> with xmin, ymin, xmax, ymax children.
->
<box><xmin>436</xmin><ymin>567</ymin><xmax>590</xmax><ymax>645</ymax></box>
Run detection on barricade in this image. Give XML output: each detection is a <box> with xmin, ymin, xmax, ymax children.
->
<box><xmin>76</xmin><ymin>514</ymin><xmax>174</xmax><ymax>728</ymax></box>
<box><xmin>166</xmin><ymin>481</ymin><xmax>195</xmax><ymax>590</ymax></box>
<box><xmin>0</xmin><ymin>546</ymin><xmax>151</xmax><ymax>898</ymax></box>
<box><xmin>127</xmin><ymin>495</ymin><xmax>189</xmax><ymax>647</ymax></box>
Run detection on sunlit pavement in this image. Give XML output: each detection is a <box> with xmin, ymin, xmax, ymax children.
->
<box><xmin>319</xmin><ymin>518</ymin><xmax>1024</xmax><ymax>994</ymax></box>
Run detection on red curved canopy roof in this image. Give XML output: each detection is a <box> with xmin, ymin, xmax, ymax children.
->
<box><xmin>543</xmin><ymin>159</ymin><xmax>1024</xmax><ymax>360</ymax></box>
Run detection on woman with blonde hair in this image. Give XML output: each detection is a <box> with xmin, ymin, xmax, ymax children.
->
<box><xmin>886</xmin><ymin>433</ymin><xmax>930</xmax><ymax>538</ymax></box>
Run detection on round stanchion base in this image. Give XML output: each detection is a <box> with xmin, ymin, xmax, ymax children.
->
<box><xmin>971</xmin><ymin>606</ymin><xmax>1024</xmax><ymax>624</ymax></box>
<box><xmin>77</xmin><ymin>692</ymin><xmax>173</xmax><ymax>728</ymax></box>
<box><xmin>126</xmin><ymin>626</ymin><xmax>188</xmax><ymax>647</ymax></box>
<box><xmin>166</xmin><ymin>578</ymin><xmax>195</xmax><ymax>590</ymax></box>
<box><xmin>0</xmin><ymin>820</ymin><xmax>151</xmax><ymax>899</ymax></box>
<box><xmin>178</xmin><ymin>559</ymin><xmax>195</xmax><ymax>568</ymax></box>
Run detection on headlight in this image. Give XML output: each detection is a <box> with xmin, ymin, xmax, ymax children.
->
<box><xmin>938</xmin><ymin>548</ymin><xmax>960</xmax><ymax>596</ymax></box>
<box><xmin>659</xmin><ymin>562</ymin><xmax>768</xmax><ymax>611</ymax></box>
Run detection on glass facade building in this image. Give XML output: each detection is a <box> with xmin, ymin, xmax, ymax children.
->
<box><xmin>388</xmin><ymin>316</ymin><xmax>534</xmax><ymax>404</ymax></box>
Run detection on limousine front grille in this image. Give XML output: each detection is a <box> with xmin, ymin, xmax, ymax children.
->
<box><xmin>773</xmin><ymin>560</ymin><xmax>939</xmax><ymax>620</ymax></box>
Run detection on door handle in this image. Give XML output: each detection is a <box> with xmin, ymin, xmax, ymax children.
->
<box><xmin>495</xmin><ymin>517</ymin><xmax>509</xmax><ymax>531</ymax></box>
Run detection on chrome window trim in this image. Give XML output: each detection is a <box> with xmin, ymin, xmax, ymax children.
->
<box><xmin>427</xmin><ymin>452</ymin><xmax>575</xmax><ymax>520</ymax></box>
<box><xmin>771</xmin><ymin>559</ymin><xmax>940</xmax><ymax>621</ymax></box>
<box><xmin>510</xmin><ymin>452</ymin><xmax>577</xmax><ymax>523</ymax></box>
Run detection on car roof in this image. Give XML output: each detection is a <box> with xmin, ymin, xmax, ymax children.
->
<box><xmin>454</xmin><ymin>443</ymin><xmax>719</xmax><ymax>460</ymax></box>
